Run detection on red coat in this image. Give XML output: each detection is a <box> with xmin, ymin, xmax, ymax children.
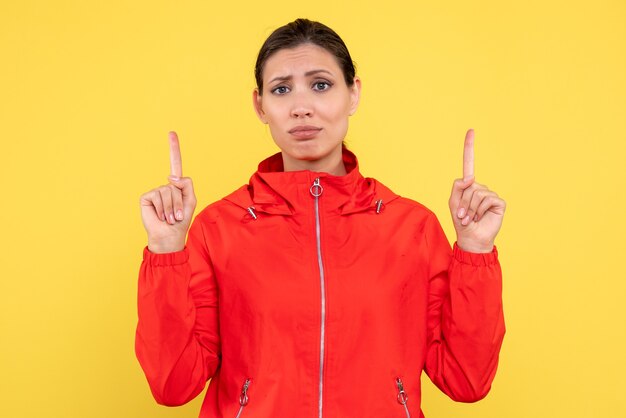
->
<box><xmin>135</xmin><ymin>149</ymin><xmax>505</xmax><ymax>418</ymax></box>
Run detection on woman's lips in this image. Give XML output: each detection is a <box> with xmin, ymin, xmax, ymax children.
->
<box><xmin>288</xmin><ymin>125</ymin><xmax>322</xmax><ymax>139</ymax></box>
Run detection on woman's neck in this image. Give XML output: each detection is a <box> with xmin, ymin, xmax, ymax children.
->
<box><xmin>281</xmin><ymin>150</ymin><xmax>347</xmax><ymax>176</ymax></box>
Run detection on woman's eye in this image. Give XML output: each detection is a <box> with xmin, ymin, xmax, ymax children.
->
<box><xmin>313</xmin><ymin>81</ymin><xmax>331</xmax><ymax>91</ymax></box>
<box><xmin>271</xmin><ymin>86</ymin><xmax>290</xmax><ymax>95</ymax></box>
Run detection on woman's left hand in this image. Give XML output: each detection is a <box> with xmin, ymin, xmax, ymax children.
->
<box><xmin>448</xmin><ymin>129</ymin><xmax>506</xmax><ymax>253</ymax></box>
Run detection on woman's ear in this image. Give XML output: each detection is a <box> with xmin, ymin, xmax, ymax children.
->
<box><xmin>348</xmin><ymin>76</ymin><xmax>362</xmax><ymax>116</ymax></box>
<box><xmin>252</xmin><ymin>88</ymin><xmax>268</xmax><ymax>123</ymax></box>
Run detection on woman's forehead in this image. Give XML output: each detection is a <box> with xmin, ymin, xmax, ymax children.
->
<box><xmin>263</xmin><ymin>44</ymin><xmax>341</xmax><ymax>80</ymax></box>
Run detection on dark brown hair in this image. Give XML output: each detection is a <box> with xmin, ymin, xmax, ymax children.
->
<box><xmin>254</xmin><ymin>18</ymin><xmax>356</xmax><ymax>95</ymax></box>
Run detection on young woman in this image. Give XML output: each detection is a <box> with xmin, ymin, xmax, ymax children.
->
<box><xmin>137</xmin><ymin>18</ymin><xmax>506</xmax><ymax>418</ymax></box>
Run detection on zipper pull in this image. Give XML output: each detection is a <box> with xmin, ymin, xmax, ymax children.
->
<box><xmin>239</xmin><ymin>379</ymin><xmax>251</xmax><ymax>406</ymax></box>
<box><xmin>310</xmin><ymin>177</ymin><xmax>324</xmax><ymax>197</ymax></box>
<box><xmin>396</xmin><ymin>377</ymin><xmax>408</xmax><ymax>405</ymax></box>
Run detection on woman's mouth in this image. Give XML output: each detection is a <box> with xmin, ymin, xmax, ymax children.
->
<box><xmin>288</xmin><ymin>125</ymin><xmax>322</xmax><ymax>139</ymax></box>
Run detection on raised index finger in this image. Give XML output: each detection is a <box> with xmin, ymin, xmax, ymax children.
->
<box><xmin>169</xmin><ymin>131</ymin><xmax>183</xmax><ymax>178</ymax></box>
<box><xmin>463</xmin><ymin>128</ymin><xmax>475</xmax><ymax>179</ymax></box>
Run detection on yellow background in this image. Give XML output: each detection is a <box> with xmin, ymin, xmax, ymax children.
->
<box><xmin>1</xmin><ymin>0</ymin><xmax>625</xmax><ymax>417</ymax></box>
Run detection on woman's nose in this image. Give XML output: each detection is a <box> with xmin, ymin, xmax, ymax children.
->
<box><xmin>290</xmin><ymin>93</ymin><xmax>314</xmax><ymax>118</ymax></box>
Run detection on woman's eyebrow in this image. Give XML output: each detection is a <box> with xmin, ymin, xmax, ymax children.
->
<box><xmin>268</xmin><ymin>69</ymin><xmax>334</xmax><ymax>85</ymax></box>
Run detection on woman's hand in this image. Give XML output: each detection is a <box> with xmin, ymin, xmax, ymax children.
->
<box><xmin>140</xmin><ymin>131</ymin><xmax>197</xmax><ymax>253</ymax></box>
<box><xmin>448</xmin><ymin>129</ymin><xmax>506</xmax><ymax>253</ymax></box>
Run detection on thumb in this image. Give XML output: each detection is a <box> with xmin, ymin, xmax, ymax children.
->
<box><xmin>168</xmin><ymin>176</ymin><xmax>197</xmax><ymax>210</ymax></box>
<box><xmin>449</xmin><ymin>175</ymin><xmax>475</xmax><ymax>209</ymax></box>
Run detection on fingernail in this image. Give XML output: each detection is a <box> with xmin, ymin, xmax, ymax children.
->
<box><xmin>176</xmin><ymin>210</ymin><xmax>183</xmax><ymax>220</ymax></box>
<box><xmin>474</xmin><ymin>214</ymin><xmax>478</xmax><ymax>221</ymax></box>
<box><xmin>457</xmin><ymin>208</ymin><xmax>466</xmax><ymax>218</ymax></box>
<box><xmin>462</xmin><ymin>215</ymin><xmax>470</xmax><ymax>226</ymax></box>
<box><xmin>169</xmin><ymin>213</ymin><xmax>175</xmax><ymax>223</ymax></box>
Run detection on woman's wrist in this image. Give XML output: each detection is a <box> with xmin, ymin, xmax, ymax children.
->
<box><xmin>147</xmin><ymin>237</ymin><xmax>185</xmax><ymax>254</ymax></box>
<box><xmin>456</xmin><ymin>238</ymin><xmax>494</xmax><ymax>253</ymax></box>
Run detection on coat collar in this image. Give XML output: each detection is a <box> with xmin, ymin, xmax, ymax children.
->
<box><xmin>224</xmin><ymin>147</ymin><xmax>398</xmax><ymax>216</ymax></box>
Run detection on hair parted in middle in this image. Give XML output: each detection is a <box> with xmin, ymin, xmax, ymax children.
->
<box><xmin>254</xmin><ymin>18</ymin><xmax>357</xmax><ymax>95</ymax></box>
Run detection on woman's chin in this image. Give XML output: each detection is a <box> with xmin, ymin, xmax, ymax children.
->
<box><xmin>285</xmin><ymin>146</ymin><xmax>332</xmax><ymax>162</ymax></box>
<box><xmin>280</xmin><ymin>143</ymin><xmax>345</xmax><ymax>173</ymax></box>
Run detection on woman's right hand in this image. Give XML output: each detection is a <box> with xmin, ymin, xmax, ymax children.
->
<box><xmin>140</xmin><ymin>131</ymin><xmax>197</xmax><ymax>253</ymax></box>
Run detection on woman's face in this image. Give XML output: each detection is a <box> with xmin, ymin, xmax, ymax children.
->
<box><xmin>253</xmin><ymin>43</ymin><xmax>361</xmax><ymax>173</ymax></box>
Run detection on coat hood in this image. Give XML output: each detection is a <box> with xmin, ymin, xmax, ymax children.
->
<box><xmin>223</xmin><ymin>147</ymin><xmax>399</xmax><ymax>216</ymax></box>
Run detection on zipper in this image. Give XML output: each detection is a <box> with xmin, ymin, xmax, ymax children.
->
<box><xmin>396</xmin><ymin>377</ymin><xmax>411</xmax><ymax>418</ymax></box>
<box><xmin>310</xmin><ymin>177</ymin><xmax>325</xmax><ymax>418</ymax></box>
<box><xmin>234</xmin><ymin>378</ymin><xmax>251</xmax><ymax>418</ymax></box>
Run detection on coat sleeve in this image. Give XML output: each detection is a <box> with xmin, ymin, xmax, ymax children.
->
<box><xmin>135</xmin><ymin>214</ymin><xmax>221</xmax><ymax>406</ymax></box>
<box><xmin>423</xmin><ymin>213</ymin><xmax>505</xmax><ymax>402</ymax></box>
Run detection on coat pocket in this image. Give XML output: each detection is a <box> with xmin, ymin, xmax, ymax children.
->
<box><xmin>395</xmin><ymin>377</ymin><xmax>411</xmax><ymax>418</ymax></box>
<box><xmin>234</xmin><ymin>378</ymin><xmax>252</xmax><ymax>418</ymax></box>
